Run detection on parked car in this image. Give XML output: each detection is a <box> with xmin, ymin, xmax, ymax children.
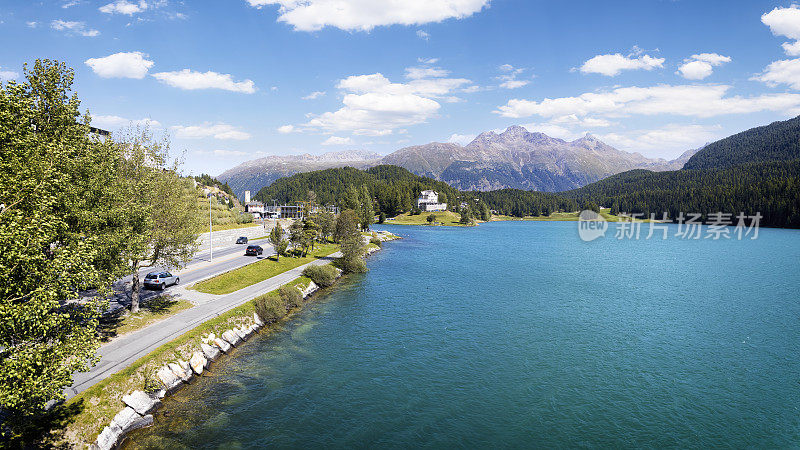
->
<box><xmin>143</xmin><ymin>271</ymin><xmax>179</xmax><ymax>290</ymax></box>
<box><xmin>245</xmin><ymin>245</ymin><xmax>263</xmax><ymax>256</ymax></box>
<box><xmin>236</xmin><ymin>236</ymin><xmax>248</xmax><ymax>244</ymax></box>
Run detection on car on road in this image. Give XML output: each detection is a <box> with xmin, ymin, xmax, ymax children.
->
<box><xmin>143</xmin><ymin>271</ymin><xmax>179</xmax><ymax>290</ymax></box>
<box><xmin>245</xmin><ymin>245</ymin><xmax>263</xmax><ymax>256</ymax></box>
<box><xmin>236</xmin><ymin>236</ymin><xmax>248</xmax><ymax>244</ymax></box>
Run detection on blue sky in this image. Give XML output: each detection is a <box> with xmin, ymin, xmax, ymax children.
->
<box><xmin>2</xmin><ymin>1</ymin><xmax>800</xmax><ymax>175</ymax></box>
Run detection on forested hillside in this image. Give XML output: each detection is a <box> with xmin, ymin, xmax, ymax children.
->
<box><xmin>254</xmin><ymin>165</ymin><xmax>462</xmax><ymax>216</ymax></box>
<box><xmin>684</xmin><ymin>116</ymin><xmax>800</xmax><ymax>170</ymax></box>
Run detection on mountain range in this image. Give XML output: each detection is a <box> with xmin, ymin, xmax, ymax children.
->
<box><xmin>217</xmin><ymin>126</ymin><xmax>699</xmax><ymax>197</ymax></box>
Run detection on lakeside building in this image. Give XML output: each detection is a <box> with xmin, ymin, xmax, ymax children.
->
<box><xmin>417</xmin><ymin>190</ymin><xmax>447</xmax><ymax>212</ymax></box>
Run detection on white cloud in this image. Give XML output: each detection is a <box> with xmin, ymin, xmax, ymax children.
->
<box><xmin>301</xmin><ymin>71</ymin><xmax>470</xmax><ymax>134</ymax></box>
<box><xmin>277</xmin><ymin>125</ymin><xmax>296</xmax><ymax>133</ymax></box>
<box><xmin>447</xmin><ymin>133</ymin><xmax>476</xmax><ymax>146</ymax></box>
<box><xmin>171</xmin><ymin>123</ymin><xmax>251</xmax><ymax>140</ymax></box>
<box><xmin>62</xmin><ymin>0</ymin><xmax>80</xmax><ymax>7</ymax></box>
<box><xmin>85</xmin><ymin>52</ymin><xmax>154</xmax><ymax>79</ymax></box>
<box><xmin>92</xmin><ymin>115</ymin><xmax>161</xmax><ymax>129</ymax></box>
<box><xmin>417</xmin><ymin>57</ymin><xmax>439</xmax><ymax>64</ymax></box>
<box><xmin>197</xmin><ymin>149</ymin><xmax>249</xmax><ymax>157</ymax></box>
<box><xmin>50</xmin><ymin>19</ymin><xmax>99</xmax><ymax>37</ymax></box>
<box><xmin>596</xmin><ymin>124</ymin><xmax>722</xmax><ymax>156</ymax></box>
<box><xmin>496</xmin><ymin>64</ymin><xmax>530</xmax><ymax>89</ymax></box>
<box><xmin>321</xmin><ymin>136</ymin><xmax>354</xmax><ymax>145</ymax></box>
<box><xmin>752</xmin><ymin>58</ymin><xmax>800</xmax><ymax>90</ymax></box>
<box><xmin>152</xmin><ymin>69</ymin><xmax>256</xmax><ymax>93</ymax></box>
<box><xmin>762</xmin><ymin>4</ymin><xmax>800</xmax><ymax>55</ymax></box>
<box><xmin>99</xmin><ymin>0</ymin><xmax>147</xmax><ymax>15</ymax></box>
<box><xmin>405</xmin><ymin>66</ymin><xmax>449</xmax><ymax>79</ymax></box>
<box><xmin>519</xmin><ymin>123</ymin><xmax>578</xmax><ymax>141</ymax></box>
<box><xmin>676</xmin><ymin>53</ymin><xmax>731</xmax><ymax>80</ymax></box>
<box><xmin>0</xmin><ymin>69</ymin><xmax>18</xmax><ymax>82</ymax></box>
<box><xmin>579</xmin><ymin>52</ymin><xmax>664</xmax><ymax>76</ymax></box>
<box><xmin>496</xmin><ymin>84</ymin><xmax>800</xmax><ymax>119</ymax></box>
<box><xmin>26</xmin><ymin>21</ymin><xmax>38</xmax><ymax>28</ymax></box>
<box><xmin>302</xmin><ymin>91</ymin><xmax>326</xmax><ymax>100</ymax></box>
<box><xmin>245</xmin><ymin>0</ymin><xmax>490</xmax><ymax>32</ymax></box>
<box><xmin>416</xmin><ymin>30</ymin><xmax>430</xmax><ymax>40</ymax></box>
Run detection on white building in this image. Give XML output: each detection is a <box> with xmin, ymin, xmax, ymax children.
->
<box><xmin>417</xmin><ymin>190</ymin><xmax>447</xmax><ymax>212</ymax></box>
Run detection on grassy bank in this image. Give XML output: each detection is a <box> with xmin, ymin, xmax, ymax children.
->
<box><xmin>64</xmin><ymin>276</ymin><xmax>315</xmax><ymax>446</ymax></box>
<box><xmin>99</xmin><ymin>297</ymin><xmax>194</xmax><ymax>342</ymax></box>
<box><xmin>491</xmin><ymin>209</ymin><xmax>628</xmax><ymax>222</ymax></box>
<box><xmin>387</xmin><ymin>210</ymin><xmax>468</xmax><ymax>226</ymax></box>
<box><xmin>190</xmin><ymin>243</ymin><xmax>338</xmax><ymax>295</ymax></box>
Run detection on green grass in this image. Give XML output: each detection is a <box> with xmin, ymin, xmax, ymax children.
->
<box><xmin>98</xmin><ymin>297</ymin><xmax>194</xmax><ymax>342</ymax></box>
<box><xmin>64</xmin><ymin>277</ymin><xmax>314</xmax><ymax>447</ymax></box>
<box><xmin>190</xmin><ymin>243</ymin><xmax>338</xmax><ymax>295</ymax></box>
<box><xmin>203</xmin><ymin>222</ymin><xmax>263</xmax><ymax>232</ymax></box>
<box><xmin>387</xmin><ymin>210</ymin><xmax>470</xmax><ymax>226</ymax></box>
<box><xmin>491</xmin><ymin>209</ymin><xmax>632</xmax><ymax>222</ymax></box>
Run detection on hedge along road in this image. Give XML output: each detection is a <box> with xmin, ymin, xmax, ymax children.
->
<box><xmin>66</xmin><ymin>250</ymin><xmax>341</xmax><ymax>400</ymax></box>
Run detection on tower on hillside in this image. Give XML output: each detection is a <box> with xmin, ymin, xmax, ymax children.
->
<box><xmin>244</xmin><ymin>190</ymin><xmax>251</xmax><ymax>203</ymax></box>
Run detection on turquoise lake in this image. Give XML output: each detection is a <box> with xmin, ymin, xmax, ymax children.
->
<box><xmin>126</xmin><ymin>221</ymin><xmax>800</xmax><ymax>448</ymax></box>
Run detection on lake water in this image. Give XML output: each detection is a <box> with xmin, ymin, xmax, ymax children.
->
<box><xmin>125</xmin><ymin>221</ymin><xmax>800</xmax><ymax>448</ymax></box>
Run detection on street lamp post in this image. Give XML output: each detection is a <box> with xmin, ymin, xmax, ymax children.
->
<box><xmin>208</xmin><ymin>194</ymin><xmax>213</xmax><ymax>262</ymax></box>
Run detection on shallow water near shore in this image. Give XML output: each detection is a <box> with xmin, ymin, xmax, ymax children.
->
<box><xmin>124</xmin><ymin>221</ymin><xmax>800</xmax><ymax>448</ymax></box>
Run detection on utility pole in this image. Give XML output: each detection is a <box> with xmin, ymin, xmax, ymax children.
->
<box><xmin>208</xmin><ymin>194</ymin><xmax>213</xmax><ymax>262</ymax></box>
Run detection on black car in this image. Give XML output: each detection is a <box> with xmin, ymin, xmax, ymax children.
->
<box><xmin>245</xmin><ymin>245</ymin><xmax>263</xmax><ymax>256</ymax></box>
<box><xmin>236</xmin><ymin>236</ymin><xmax>248</xmax><ymax>244</ymax></box>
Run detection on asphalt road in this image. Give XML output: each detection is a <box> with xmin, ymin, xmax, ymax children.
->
<box><xmin>66</xmin><ymin>252</ymin><xmax>341</xmax><ymax>400</ymax></box>
<box><xmin>108</xmin><ymin>238</ymin><xmax>275</xmax><ymax>310</ymax></box>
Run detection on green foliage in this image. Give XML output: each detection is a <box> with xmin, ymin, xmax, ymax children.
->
<box><xmin>684</xmin><ymin>115</ymin><xmax>800</xmax><ymax>170</ymax></box>
<box><xmin>302</xmin><ymin>264</ymin><xmax>338</xmax><ymax>288</ymax></box>
<box><xmin>269</xmin><ymin>222</ymin><xmax>285</xmax><ymax>260</ymax></box>
<box><xmin>370</xmin><ymin>236</ymin><xmax>383</xmax><ymax>247</ymax></box>
<box><xmin>378</xmin><ymin>212</ymin><xmax>386</xmax><ymax>224</ymax></box>
<box><xmin>0</xmin><ymin>60</ymin><xmax>129</xmax><ymax>433</ymax></box>
<box><xmin>336</xmin><ymin>210</ymin><xmax>367</xmax><ymax>272</ymax></box>
<box><xmin>194</xmin><ymin>173</ymin><xmax>235</xmax><ymax>197</ymax></box>
<box><xmin>460</xmin><ymin>208</ymin><xmax>473</xmax><ymax>224</ymax></box>
<box><xmin>427</xmin><ymin>214</ymin><xmax>436</xmax><ymax>223</ymax></box>
<box><xmin>253</xmin><ymin>293</ymin><xmax>285</xmax><ymax>324</ymax></box>
<box><xmin>278</xmin><ymin>284</ymin><xmax>303</xmax><ymax>308</ymax></box>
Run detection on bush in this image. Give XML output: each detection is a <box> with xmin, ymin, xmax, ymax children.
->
<box><xmin>338</xmin><ymin>257</ymin><xmax>367</xmax><ymax>274</ymax></box>
<box><xmin>253</xmin><ymin>293</ymin><xmax>285</xmax><ymax>324</ymax></box>
<box><xmin>278</xmin><ymin>284</ymin><xmax>303</xmax><ymax>308</ymax></box>
<box><xmin>370</xmin><ymin>236</ymin><xmax>382</xmax><ymax>247</ymax></box>
<box><xmin>302</xmin><ymin>264</ymin><xmax>338</xmax><ymax>287</ymax></box>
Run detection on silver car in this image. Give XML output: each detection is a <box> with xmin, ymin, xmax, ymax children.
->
<box><xmin>143</xmin><ymin>271</ymin><xmax>179</xmax><ymax>290</ymax></box>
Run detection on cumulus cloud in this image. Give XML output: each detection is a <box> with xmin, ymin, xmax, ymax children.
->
<box><xmin>752</xmin><ymin>58</ymin><xmax>800</xmax><ymax>90</ymax></box>
<box><xmin>321</xmin><ymin>136</ymin><xmax>354</xmax><ymax>145</ymax></box>
<box><xmin>302</xmin><ymin>91</ymin><xmax>326</xmax><ymax>100</ymax></box>
<box><xmin>496</xmin><ymin>84</ymin><xmax>800</xmax><ymax>119</ymax></box>
<box><xmin>762</xmin><ymin>4</ymin><xmax>800</xmax><ymax>55</ymax></box>
<box><xmin>171</xmin><ymin>123</ymin><xmax>251</xmax><ymax>140</ymax></box>
<box><xmin>277</xmin><ymin>125</ymin><xmax>296</xmax><ymax>133</ymax></box>
<box><xmin>152</xmin><ymin>69</ymin><xmax>256</xmax><ymax>93</ymax></box>
<box><xmin>676</xmin><ymin>53</ymin><xmax>731</xmax><ymax>80</ymax></box>
<box><xmin>447</xmin><ymin>133</ymin><xmax>476</xmax><ymax>146</ymax></box>
<box><xmin>50</xmin><ymin>19</ymin><xmax>99</xmax><ymax>37</ymax></box>
<box><xmin>290</xmin><ymin>65</ymin><xmax>472</xmax><ymax>136</ymax></box>
<box><xmin>597</xmin><ymin>124</ymin><xmax>722</xmax><ymax>155</ymax></box>
<box><xmin>99</xmin><ymin>0</ymin><xmax>147</xmax><ymax>15</ymax></box>
<box><xmin>85</xmin><ymin>52</ymin><xmax>154</xmax><ymax>79</ymax></box>
<box><xmin>92</xmin><ymin>115</ymin><xmax>161</xmax><ymax>129</ymax></box>
<box><xmin>579</xmin><ymin>51</ymin><xmax>664</xmax><ymax>76</ymax></box>
<box><xmin>245</xmin><ymin>0</ymin><xmax>490</xmax><ymax>32</ymax></box>
<box><xmin>0</xmin><ymin>69</ymin><xmax>19</xmax><ymax>82</ymax></box>
<box><xmin>496</xmin><ymin>64</ymin><xmax>530</xmax><ymax>89</ymax></box>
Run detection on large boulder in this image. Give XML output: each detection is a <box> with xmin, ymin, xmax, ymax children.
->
<box><xmin>112</xmin><ymin>406</ymin><xmax>153</xmax><ymax>434</ymax></box>
<box><xmin>121</xmin><ymin>390</ymin><xmax>160</xmax><ymax>415</ymax></box>
<box><xmin>253</xmin><ymin>312</ymin><xmax>264</xmax><ymax>327</ymax></box>
<box><xmin>189</xmin><ymin>351</ymin><xmax>207</xmax><ymax>375</ymax></box>
<box><xmin>93</xmin><ymin>423</ymin><xmax>123</xmax><ymax>450</ymax></box>
<box><xmin>201</xmin><ymin>342</ymin><xmax>221</xmax><ymax>361</ymax></box>
<box><xmin>234</xmin><ymin>327</ymin><xmax>248</xmax><ymax>341</ymax></box>
<box><xmin>157</xmin><ymin>366</ymin><xmax>182</xmax><ymax>393</ymax></box>
<box><xmin>168</xmin><ymin>362</ymin><xmax>192</xmax><ymax>382</ymax></box>
<box><xmin>214</xmin><ymin>337</ymin><xmax>231</xmax><ymax>353</ymax></box>
<box><xmin>222</xmin><ymin>330</ymin><xmax>241</xmax><ymax>346</ymax></box>
<box><xmin>247</xmin><ymin>324</ymin><xmax>258</xmax><ymax>335</ymax></box>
